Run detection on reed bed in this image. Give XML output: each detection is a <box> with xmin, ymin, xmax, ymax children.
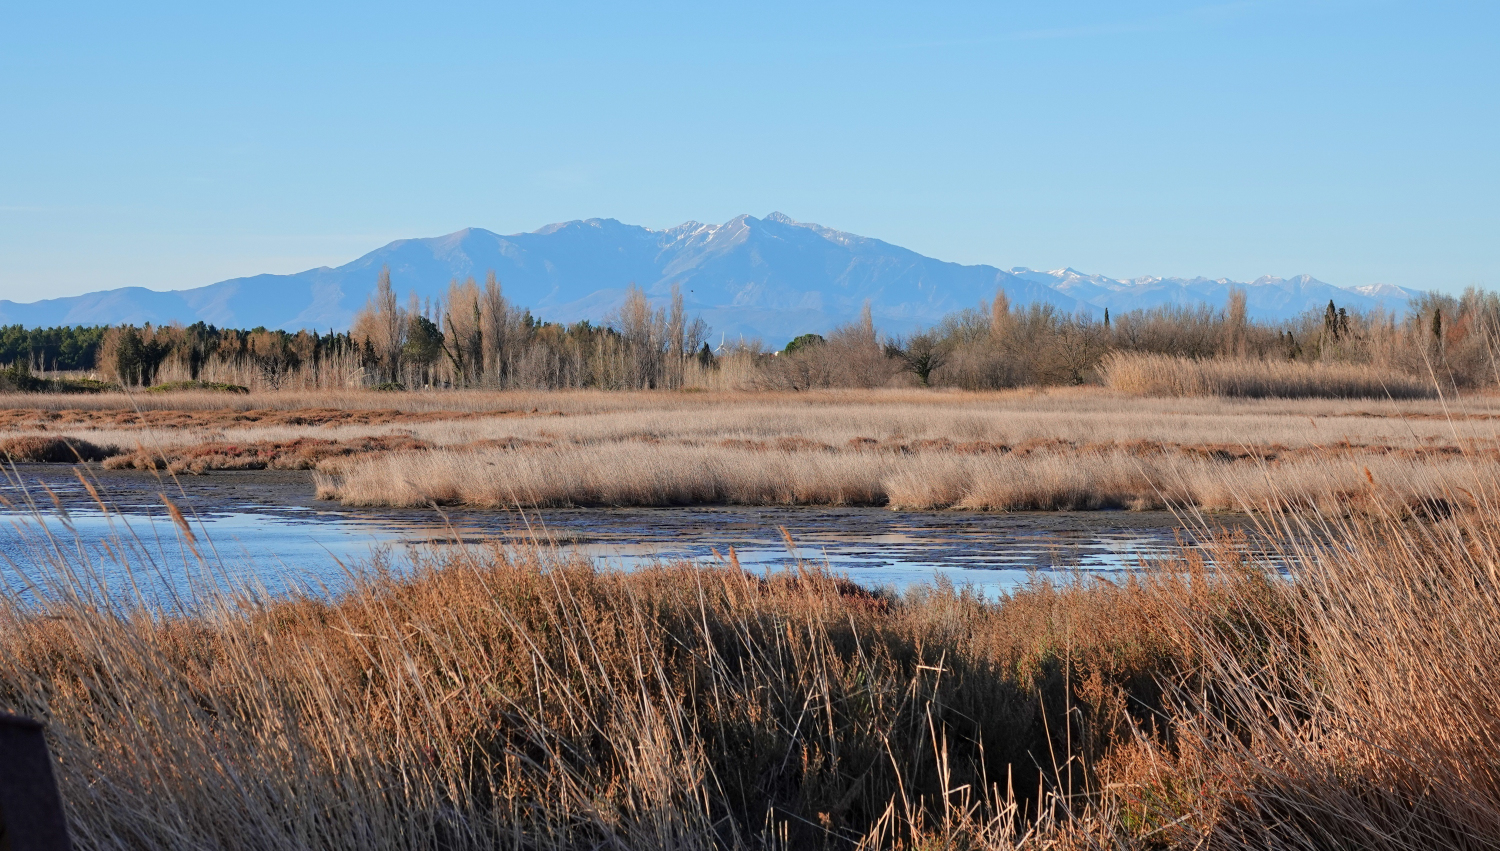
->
<box><xmin>321</xmin><ymin>441</ymin><xmax>1493</xmax><ymax>514</ymax></box>
<box><xmin>5</xmin><ymin>454</ymin><xmax>1500</xmax><ymax>847</ymax></box>
<box><xmin>1101</xmin><ymin>351</ymin><xmax>1438</xmax><ymax>398</ymax></box>
<box><xmin>1115</xmin><ymin>491</ymin><xmax>1500</xmax><ymax>847</ymax></box>
<box><xmin>14</xmin><ymin>389</ymin><xmax>1500</xmax><ymax>482</ymax></box>
<box><xmin>12</xmin><ymin>386</ymin><xmax>1500</xmax><ymax>512</ymax></box>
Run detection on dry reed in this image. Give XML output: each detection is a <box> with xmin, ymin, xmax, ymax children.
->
<box><xmin>13</xmin><ymin>386</ymin><xmax>1500</xmax><ymax>512</ymax></box>
<box><xmin>1099</xmin><ymin>479</ymin><xmax>1500</xmax><ymax>847</ymax></box>
<box><xmin>321</xmin><ymin>442</ymin><xmax>1500</xmax><ymax>515</ymax></box>
<box><xmin>1101</xmin><ymin>351</ymin><xmax>1437</xmax><ymax>399</ymax></box>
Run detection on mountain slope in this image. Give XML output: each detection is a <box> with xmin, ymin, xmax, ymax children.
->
<box><xmin>0</xmin><ymin>214</ymin><xmax>1423</xmax><ymax>342</ymax></box>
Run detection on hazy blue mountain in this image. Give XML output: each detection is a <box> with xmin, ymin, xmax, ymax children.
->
<box><xmin>0</xmin><ymin>213</ymin><xmax>1425</xmax><ymax>343</ymax></box>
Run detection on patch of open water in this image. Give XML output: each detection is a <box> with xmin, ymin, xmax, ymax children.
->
<box><xmin>0</xmin><ymin>466</ymin><xmax>1268</xmax><ymax>603</ymax></box>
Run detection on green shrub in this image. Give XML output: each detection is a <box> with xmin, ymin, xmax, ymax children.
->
<box><xmin>146</xmin><ymin>380</ymin><xmax>250</xmax><ymax>394</ymax></box>
<box><xmin>784</xmin><ymin>333</ymin><xmax>826</xmax><ymax>354</ymax></box>
<box><xmin>0</xmin><ymin>362</ymin><xmax>117</xmax><ymax>394</ymax></box>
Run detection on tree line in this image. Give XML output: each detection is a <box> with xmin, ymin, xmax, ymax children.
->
<box><xmin>349</xmin><ymin>268</ymin><xmax>711</xmax><ymax>390</ymax></box>
<box><xmin>0</xmin><ymin>267</ymin><xmax>714</xmax><ymax>392</ymax></box>
<box><xmin>0</xmin><ymin>325</ymin><xmax>108</xmax><ymax>371</ymax></box>
<box><xmin>758</xmin><ymin>287</ymin><xmax>1500</xmax><ymax>391</ymax></box>
<box><xmin>3</xmin><ymin>269</ymin><xmax>1495</xmax><ymax>392</ymax></box>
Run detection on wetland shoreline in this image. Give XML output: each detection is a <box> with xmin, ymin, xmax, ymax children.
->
<box><xmin>0</xmin><ymin>463</ymin><xmax>1264</xmax><ymax>598</ymax></box>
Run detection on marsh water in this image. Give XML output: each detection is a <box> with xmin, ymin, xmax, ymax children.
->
<box><xmin>0</xmin><ymin>466</ymin><xmax>1263</xmax><ymax>603</ymax></box>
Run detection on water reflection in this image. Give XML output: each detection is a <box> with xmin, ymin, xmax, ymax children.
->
<box><xmin>0</xmin><ymin>496</ymin><xmax>1250</xmax><ymax>603</ymax></box>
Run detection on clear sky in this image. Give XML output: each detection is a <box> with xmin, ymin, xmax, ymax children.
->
<box><xmin>1</xmin><ymin>1</ymin><xmax>1496</xmax><ymax>301</ymax></box>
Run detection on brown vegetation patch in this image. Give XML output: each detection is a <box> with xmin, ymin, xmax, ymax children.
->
<box><xmin>101</xmin><ymin>435</ymin><xmax>436</xmax><ymax>474</ymax></box>
<box><xmin>0</xmin><ymin>436</ymin><xmax>116</xmax><ymax>463</ymax></box>
<box><xmin>1009</xmin><ymin>437</ymin><xmax>1078</xmax><ymax>456</ymax></box>
<box><xmin>464</xmin><ymin>436</ymin><xmax>557</xmax><ymax>451</ymax></box>
<box><xmin>774</xmin><ymin>436</ymin><xmax>828</xmax><ymax>452</ymax></box>
<box><xmin>719</xmin><ymin>438</ymin><xmax>770</xmax><ymax>451</ymax></box>
<box><xmin>0</xmin><ymin>406</ymin><xmax>533</xmax><ymax>432</ymax></box>
<box><xmin>1105</xmin><ymin>439</ymin><xmax>1174</xmax><ymax>457</ymax></box>
<box><xmin>1180</xmin><ymin>443</ymin><xmax>1272</xmax><ymax>463</ymax></box>
<box><xmin>717</xmin><ymin>437</ymin><xmax>834</xmax><ymax>452</ymax></box>
<box><xmin>844</xmin><ymin>436</ymin><xmax>1011</xmax><ymax>455</ymax></box>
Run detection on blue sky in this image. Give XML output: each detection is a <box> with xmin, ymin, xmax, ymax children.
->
<box><xmin>1</xmin><ymin>1</ymin><xmax>1496</xmax><ymax>301</ymax></box>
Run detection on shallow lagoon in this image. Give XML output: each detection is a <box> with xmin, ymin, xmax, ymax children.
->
<box><xmin>0</xmin><ymin>465</ymin><xmax>1260</xmax><ymax>602</ymax></box>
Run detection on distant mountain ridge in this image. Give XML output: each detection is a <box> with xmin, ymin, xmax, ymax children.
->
<box><xmin>0</xmin><ymin>214</ymin><xmax>1425</xmax><ymax>344</ymax></box>
<box><xmin>1010</xmin><ymin>267</ymin><xmax>1424</xmax><ymax>321</ymax></box>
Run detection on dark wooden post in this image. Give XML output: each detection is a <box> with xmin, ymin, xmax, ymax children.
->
<box><xmin>0</xmin><ymin>713</ymin><xmax>72</xmax><ymax>851</ymax></box>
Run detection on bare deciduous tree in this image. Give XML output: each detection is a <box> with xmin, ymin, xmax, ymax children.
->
<box><xmin>350</xmin><ymin>266</ymin><xmax>407</xmax><ymax>383</ymax></box>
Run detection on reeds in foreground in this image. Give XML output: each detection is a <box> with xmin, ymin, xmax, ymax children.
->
<box><xmin>1101</xmin><ymin>351</ymin><xmax>1437</xmax><ymax>398</ymax></box>
<box><xmin>5</xmin><ymin>463</ymin><xmax>1500</xmax><ymax>847</ymax></box>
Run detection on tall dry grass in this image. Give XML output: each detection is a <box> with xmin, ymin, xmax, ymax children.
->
<box><xmin>15</xmin><ymin>385</ymin><xmax>1499</xmax><ymax>512</ymax></box>
<box><xmin>0</xmin><ymin>509</ymin><xmax>1201</xmax><ymax>848</ymax></box>
<box><xmin>320</xmin><ymin>441</ymin><xmax>1500</xmax><ymax>515</ymax></box>
<box><xmin>8</xmin><ymin>449</ymin><xmax>1500</xmax><ymax>846</ymax></box>
<box><xmin>1101</xmin><ymin>351</ymin><xmax>1437</xmax><ymax>399</ymax></box>
<box><xmin>1102</xmin><ymin>485</ymin><xmax>1500</xmax><ymax>847</ymax></box>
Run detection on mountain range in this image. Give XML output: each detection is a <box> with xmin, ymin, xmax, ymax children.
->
<box><xmin>0</xmin><ymin>213</ymin><xmax>1426</xmax><ymax>344</ymax></box>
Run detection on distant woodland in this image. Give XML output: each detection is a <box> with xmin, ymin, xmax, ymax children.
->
<box><xmin>3</xmin><ymin>267</ymin><xmax>1497</xmax><ymax>394</ymax></box>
